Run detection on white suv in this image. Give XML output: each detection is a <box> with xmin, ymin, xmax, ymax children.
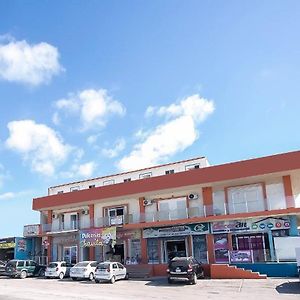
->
<box><xmin>45</xmin><ymin>261</ymin><xmax>72</xmax><ymax>280</ymax></box>
<box><xmin>95</xmin><ymin>262</ymin><xmax>128</xmax><ymax>284</ymax></box>
<box><xmin>70</xmin><ymin>261</ymin><xmax>98</xmax><ymax>281</ymax></box>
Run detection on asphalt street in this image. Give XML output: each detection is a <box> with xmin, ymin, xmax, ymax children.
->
<box><xmin>0</xmin><ymin>277</ymin><xmax>299</xmax><ymax>300</ymax></box>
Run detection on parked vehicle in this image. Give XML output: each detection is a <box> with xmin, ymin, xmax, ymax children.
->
<box><xmin>167</xmin><ymin>257</ymin><xmax>204</xmax><ymax>284</ymax></box>
<box><xmin>0</xmin><ymin>261</ymin><xmax>6</xmax><ymax>276</ymax></box>
<box><xmin>94</xmin><ymin>262</ymin><xmax>128</xmax><ymax>284</ymax></box>
<box><xmin>45</xmin><ymin>261</ymin><xmax>72</xmax><ymax>279</ymax></box>
<box><xmin>70</xmin><ymin>261</ymin><xmax>98</xmax><ymax>281</ymax></box>
<box><xmin>5</xmin><ymin>260</ymin><xmax>46</xmax><ymax>279</ymax></box>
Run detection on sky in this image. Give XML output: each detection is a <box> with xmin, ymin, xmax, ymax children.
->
<box><xmin>0</xmin><ymin>0</ymin><xmax>300</xmax><ymax>237</ymax></box>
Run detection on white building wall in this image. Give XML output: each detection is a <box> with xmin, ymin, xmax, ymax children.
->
<box><xmin>291</xmin><ymin>170</ymin><xmax>300</xmax><ymax>207</ymax></box>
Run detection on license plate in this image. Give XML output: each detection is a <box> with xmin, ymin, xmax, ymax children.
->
<box><xmin>176</xmin><ymin>268</ymin><xmax>181</xmax><ymax>273</ymax></box>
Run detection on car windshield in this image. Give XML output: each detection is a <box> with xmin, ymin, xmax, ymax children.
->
<box><xmin>97</xmin><ymin>263</ymin><xmax>110</xmax><ymax>270</ymax></box>
<box><xmin>74</xmin><ymin>262</ymin><xmax>89</xmax><ymax>267</ymax></box>
<box><xmin>170</xmin><ymin>260</ymin><xmax>189</xmax><ymax>267</ymax></box>
<box><xmin>6</xmin><ymin>261</ymin><xmax>17</xmax><ymax>267</ymax></box>
<box><xmin>48</xmin><ymin>263</ymin><xmax>58</xmax><ymax>268</ymax></box>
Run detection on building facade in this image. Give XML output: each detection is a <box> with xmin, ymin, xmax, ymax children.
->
<box><xmin>32</xmin><ymin>151</ymin><xmax>300</xmax><ymax>277</ymax></box>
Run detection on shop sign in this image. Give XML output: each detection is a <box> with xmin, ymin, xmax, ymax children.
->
<box><xmin>0</xmin><ymin>238</ymin><xmax>16</xmax><ymax>249</ymax></box>
<box><xmin>230</xmin><ymin>250</ymin><xmax>252</xmax><ymax>263</ymax></box>
<box><xmin>143</xmin><ymin>223</ymin><xmax>209</xmax><ymax>239</ymax></box>
<box><xmin>212</xmin><ymin>217</ymin><xmax>290</xmax><ymax>233</ymax></box>
<box><xmin>80</xmin><ymin>227</ymin><xmax>116</xmax><ymax>247</ymax></box>
<box><xmin>250</xmin><ymin>217</ymin><xmax>290</xmax><ymax>231</ymax></box>
<box><xmin>212</xmin><ymin>220</ymin><xmax>249</xmax><ymax>233</ymax></box>
<box><xmin>53</xmin><ymin>234</ymin><xmax>78</xmax><ymax>244</ymax></box>
<box><xmin>23</xmin><ymin>224</ymin><xmax>40</xmax><ymax>237</ymax></box>
<box><xmin>117</xmin><ymin>230</ymin><xmax>141</xmax><ymax>241</ymax></box>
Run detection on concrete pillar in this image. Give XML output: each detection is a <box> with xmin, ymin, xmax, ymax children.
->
<box><xmin>206</xmin><ymin>234</ymin><xmax>215</xmax><ymax>264</ymax></box>
<box><xmin>267</xmin><ymin>230</ymin><xmax>276</xmax><ymax>261</ymax></box>
<box><xmin>283</xmin><ymin>175</ymin><xmax>295</xmax><ymax>208</ymax></box>
<box><xmin>202</xmin><ymin>187</ymin><xmax>213</xmax><ymax>216</ymax></box>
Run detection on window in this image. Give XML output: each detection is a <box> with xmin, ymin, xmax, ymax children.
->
<box><xmin>193</xmin><ymin>235</ymin><xmax>207</xmax><ymax>263</ymax></box>
<box><xmin>103</xmin><ymin>179</ymin><xmax>115</xmax><ymax>186</ymax></box>
<box><xmin>90</xmin><ymin>262</ymin><xmax>98</xmax><ymax>267</ymax></box>
<box><xmin>117</xmin><ymin>263</ymin><xmax>124</xmax><ymax>269</ymax></box>
<box><xmin>158</xmin><ymin>197</ymin><xmax>187</xmax><ymax>220</ymax></box>
<box><xmin>89</xmin><ymin>185</ymin><xmax>95</xmax><ymax>189</ymax></box>
<box><xmin>18</xmin><ymin>261</ymin><xmax>25</xmax><ymax>267</ymax></box>
<box><xmin>70</xmin><ymin>186</ymin><xmax>80</xmax><ymax>192</ymax></box>
<box><xmin>139</xmin><ymin>172</ymin><xmax>152</xmax><ymax>179</ymax></box>
<box><xmin>28</xmin><ymin>261</ymin><xmax>37</xmax><ymax>267</ymax></box>
<box><xmin>165</xmin><ymin>169</ymin><xmax>175</xmax><ymax>175</ymax></box>
<box><xmin>107</xmin><ymin>207</ymin><xmax>125</xmax><ymax>225</ymax></box>
<box><xmin>147</xmin><ymin>239</ymin><xmax>159</xmax><ymax>264</ymax></box>
<box><xmin>124</xmin><ymin>178</ymin><xmax>131</xmax><ymax>182</ymax></box>
<box><xmin>112</xmin><ymin>263</ymin><xmax>118</xmax><ymax>269</ymax></box>
<box><xmin>185</xmin><ymin>164</ymin><xmax>200</xmax><ymax>170</ymax></box>
<box><xmin>57</xmin><ymin>191</ymin><xmax>64</xmax><ymax>194</ymax></box>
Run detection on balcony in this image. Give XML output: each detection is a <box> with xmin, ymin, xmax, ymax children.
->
<box><xmin>41</xmin><ymin>196</ymin><xmax>296</xmax><ymax>233</ymax></box>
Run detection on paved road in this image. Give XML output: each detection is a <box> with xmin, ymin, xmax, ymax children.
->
<box><xmin>0</xmin><ymin>277</ymin><xmax>299</xmax><ymax>300</ymax></box>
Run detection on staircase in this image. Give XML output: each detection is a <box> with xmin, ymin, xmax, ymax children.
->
<box><xmin>211</xmin><ymin>264</ymin><xmax>267</xmax><ymax>279</ymax></box>
<box><xmin>126</xmin><ymin>264</ymin><xmax>153</xmax><ymax>278</ymax></box>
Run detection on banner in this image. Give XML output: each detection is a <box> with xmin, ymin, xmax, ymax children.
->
<box><xmin>80</xmin><ymin>227</ymin><xmax>116</xmax><ymax>247</ymax></box>
<box><xmin>0</xmin><ymin>238</ymin><xmax>16</xmax><ymax>249</ymax></box>
<box><xmin>143</xmin><ymin>223</ymin><xmax>209</xmax><ymax>238</ymax></box>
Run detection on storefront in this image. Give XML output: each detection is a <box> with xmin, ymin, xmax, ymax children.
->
<box><xmin>23</xmin><ymin>224</ymin><xmax>43</xmax><ymax>263</ymax></box>
<box><xmin>211</xmin><ymin>216</ymin><xmax>291</xmax><ymax>263</ymax></box>
<box><xmin>143</xmin><ymin>222</ymin><xmax>210</xmax><ymax>264</ymax></box>
<box><xmin>51</xmin><ymin>234</ymin><xmax>78</xmax><ymax>264</ymax></box>
<box><xmin>0</xmin><ymin>237</ymin><xmax>32</xmax><ymax>261</ymax></box>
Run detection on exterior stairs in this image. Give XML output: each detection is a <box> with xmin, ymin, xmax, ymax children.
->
<box><xmin>126</xmin><ymin>264</ymin><xmax>153</xmax><ymax>278</ymax></box>
<box><xmin>210</xmin><ymin>264</ymin><xmax>267</xmax><ymax>279</ymax></box>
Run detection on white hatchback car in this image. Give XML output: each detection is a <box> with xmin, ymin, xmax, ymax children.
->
<box><xmin>45</xmin><ymin>261</ymin><xmax>72</xmax><ymax>280</ymax></box>
<box><xmin>70</xmin><ymin>261</ymin><xmax>98</xmax><ymax>281</ymax></box>
<box><xmin>94</xmin><ymin>262</ymin><xmax>128</xmax><ymax>284</ymax></box>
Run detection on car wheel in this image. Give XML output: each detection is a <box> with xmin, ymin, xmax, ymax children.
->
<box><xmin>95</xmin><ymin>279</ymin><xmax>100</xmax><ymax>283</ymax></box>
<box><xmin>110</xmin><ymin>275</ymin><xmax>116</xmax><ymax>284</ymax></box>
<box><xmin>72</xmin><ymin>277</ymin><xmax>77</xmax><ymax>281</ymax></box>
<box><xmin>168</xmin><ymin>277</ymin><xmax>173</xmax><ymax>284</ymax></box>
<box><xmin>198</xmin><ymin>271</ymin><xmax>205</xmax><ymax>279</ymax></box>
<box><xmin>190</xmin><ymin>273</ymin><xmax>197</xmax><ymax>285</ymax></box>
<box><xmin>20</xmin><ymin>270</ymin><xmax>27</xmax><ymax>279</ymax></box>
<box><xmin>39</xmin><ymin>269</ymin><xmax>45</xmax><ymax>277</ymax></box>
<box><xmin>59</xmin><ymin>272</ymin><xmax>64</xmax><ymax>280</ymax></box>
<box><xmin>89</xmin><ymin>273</ymin><xmax>94</xmax><ymax>281</ymax></box>
<box><xmin>124</xmin><ymin>273</ymin><xmax>129</xmax><ymax>280</ymax></box>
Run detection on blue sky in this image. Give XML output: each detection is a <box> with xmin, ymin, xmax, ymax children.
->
<box><xmin>0</xmin><ymin>0</ymin><xmax>300</xmax><ymax>237</ymax></box>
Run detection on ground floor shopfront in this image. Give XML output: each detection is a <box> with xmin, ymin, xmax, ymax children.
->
<box><xmin>45</xmin><ymin>214</ymin><xmax>299</xmax><ymax>277</ymax></box>
<box><xmin>0</xmin><ymin>237</ymin><xmax>33</xmax><ymax>262</ymax></box>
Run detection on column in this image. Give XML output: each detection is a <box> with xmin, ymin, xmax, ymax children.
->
<box><xmin>140</xmin><ymin>238</ymin><xmax>147</xmax><ymax>264</ymax></box>
<box><xmin>139</xmin><ymin>197</ymin><xmax>145</xmax><ymax>221</ymax></box>
<box><xmin>267</xmin><ymin>230</ymin><xmax>276</xmax><ymax>261</ymax></box>
<box><xmin>89</xmin><ymin>204</ymin><xmax>95</xmax><ymax>228</ymax></box>
<box><xmin>47</xmin><ymin>210</ymin><xmax>52</xmax><ymax>263</ymax></box>
<box><xmin>202</xmin><ymin>187</ymin><xmax>213</xmax><ymax>216</ymax></box>
<box><xmin>283</xmin><ymin>175</ymin><xmax>295</xmax><ymax>208</ymax></box>
<box><xmin>206</xmin><ymin>234</ymin><xmax>215</xmax><ymax>264</ymax></box>
<box><xmin>289</xmin><ymin>215</ymin><xmax>299</xmax><ymax>236</ymax></box>
<box><xmin>89</xmin><ymin>247</ymin><xmax>95</xmax><ymax>261</ymax></box>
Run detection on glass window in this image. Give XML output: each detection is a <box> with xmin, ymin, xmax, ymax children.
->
<box><xmin>124</xmin><ymin>178</ymin><xmax>131</xmax><ymax>182</ymax></box>
<box><xmin>103</xmin><ymin>180</ymin><xmax>115</xmax><ymax>186</ymax></box>
<box><xmin>147</xmin><ymin>239</ymin><xmax>159</xmax><ymax>264</ymax></box>
<box><xmin>112</xmin><ymin>263</ymin><xmax>118</xmax><ymax>269</ymax></box>
<box><xmin>165</xmin><ymin>170</ymin><xmax>175</xmax><ymax>175</ymax></box>
<box><xmin>130</xmin><ymin>239</ymin><xmax>141</xmax><ymax>263</ymax></box>
<box><xmin>139</xmin><ymin>172</ymin><xmax>152</xmax><ymax>179</ymax></box>
<box><xmin>193</xmin><ymin>235</ymin><xmax>207</xmax><ymax>263</ymax></box>
<box><xmin>117</xmin><ymin>263</ymin><xmax>124</xmax><ymax>269</ymax></box>
<box><xmin>18</xmin><ymin>261</ymin><xmax>25</xmax><ymax>267</ymax></box>
<box><xmin>90</xmin><ymin>262</ymin><xmax>98</xmax><ymax>267</ymax></box>
<box><xmin>28</xmin><ymin>261</ymin><xmax>37</xmax><ymax>267</ymax></box>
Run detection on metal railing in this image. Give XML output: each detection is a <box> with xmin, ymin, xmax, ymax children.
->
<box><xmin>41</xmin><ymin>196</ymin><xmax>296</xmax><ymax>233</ymax></box>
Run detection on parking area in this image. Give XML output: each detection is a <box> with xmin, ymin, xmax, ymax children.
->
<box><xmin>0</xmin><ymin>277</ymin><xmax>299</xmax><ymax>300</ymax></box>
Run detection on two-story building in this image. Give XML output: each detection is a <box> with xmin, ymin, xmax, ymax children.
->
<box><xmin>32</xmin><ymin>151</ymin><xmax>300</xmax><ymax>278</ymax></box>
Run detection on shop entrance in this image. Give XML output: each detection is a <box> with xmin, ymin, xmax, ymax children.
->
<box><xmin>164</xmin><ymin>239</ymin><xmax>187</xmax><ymax>261</ymax></box>
<box><xmin>114</xmin><ymin>244</ymin><xmax>124</xmax><ymax>263</ymax></box>
<box><xmin>63</xmin><ymin>246</ymin><xmax>77</xmax><ymax>264</ymax></box>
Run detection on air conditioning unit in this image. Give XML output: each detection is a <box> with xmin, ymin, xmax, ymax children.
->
<box><xmin>52</xmin><ymin>213</ymin><xmax>59</xmax><ymax>219</ymax></box>
<box><xmin>82</xmin><ymin>209</ymin><xmax>89</xmax><ymax>215</ymax></box>
<box><xmin>143</xmin><ymin>199</ymin><xmax>154</xmax><ymax>206</ymax></box>
<box><xmin>188</xmin><ymin>193</ymin><xmax>199</xmax><ymax>200</ymax></box>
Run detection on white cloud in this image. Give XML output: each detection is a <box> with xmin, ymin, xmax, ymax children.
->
<box><xmin>60</xmin><ymin>161</ymin><xmax>96</xmax><ymax>179</ymax></box>
<box><xmin>54</xmin><ymin>89</ymin><xmax>126</xmax><ymax>130</ymax></box>
<box><xmin>118</xmin><ymin>94</ymin><xmax>214</xmax><ymax>171</ymax></box>
<box><xmin>0</xmin><ymin>192</ymin><xmax>15</xmax><ymax>200</ymax></box>
<box><xmin>0</xmin><ymin>190</ymin><xmax>34</xmax><ymax>201</ymax></box>
<box><xmin>5</xmin><ymin>120</ymin><xmax>71</xmax><ymax>176</ymax></box>
<box><xmin>102</xmin><ymin>138</ymin><xmax>126</xmax><ymax>158</ymax></box>
<box><xmin>0</xmin><ymin>37</ymin><xmax>63</xmax><ymax>86</ymax></box>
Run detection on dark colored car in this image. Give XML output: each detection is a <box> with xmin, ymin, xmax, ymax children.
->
<box><xmin>5</xmin><ymin>260</ymin><xmax>46</xmax><ymax>279</ymax></box>
<box><xmin>167</xmin><ymin>257</ymin><xmax>204</xmax><ymax>284</ymax></box>
<box><xmin>0</xmin><ymin>261</ymin><xmax>6</xmax><ymax>276</ymax></box>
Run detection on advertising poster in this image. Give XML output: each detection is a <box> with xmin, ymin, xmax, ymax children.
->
<box><xmin>214</xmin><ymin>234</ymin><xmax>229</xmax><ymax>263</ymax></box>
<box><xmin>80</xmin><ymin>227</ymin><xmax>116</xmax><ymax>247</ymax></box>
<box><xmin>230</xmin><ymin>250</ymin><xmax>252</xmax><ymax>263</ymax></box>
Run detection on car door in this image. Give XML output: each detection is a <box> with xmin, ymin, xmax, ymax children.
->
<box><xmin>112</xmin><ymin>263</ymin><xmax>119</xmax><ymax>278</ymax></box>
<box><xmin>117</xmin><ymin>263</ymin><xmax>126</xmax><ymax>279</ymax></box>
<box><xmin>28</xmin><ymin>260</ymin><xmax>37</xmax><ymax>276</ymax></box>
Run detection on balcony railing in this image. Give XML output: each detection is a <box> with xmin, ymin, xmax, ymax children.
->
<box><xmin>41</xmin><ymin>196</ymin><xmax>297</xmax><ymax>233</ymax></box>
